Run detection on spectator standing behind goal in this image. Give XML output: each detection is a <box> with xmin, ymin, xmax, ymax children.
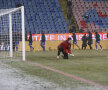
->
<box><xmin>56</xmin><ymin>38</ymin><xmax>74</xmax><ymax>60</ymax></box>
<box><xmin>107</xmin><ymin>32</ymin><xmax>108</xmax><ymax>58</ymax></box>
<box><xmin>72</xmin><ymin>32</ymin><xmax>80</xmax><ymax>50</ymax></box>
<box><xmin>13</xmin><ymin>32</ymin><xmax>19</xmax><ymax>51</ymax></box>
<box><xmin>41</xmin><ymin>31</ymin><xmax>45</xmax><ymax>51</ymax></box>
<box><xmin>29</xmin><ymin>31</ymin><xmax>34</xmax><ymax>51</ymax></box>
<box><xmin>67</xmin><ymin>0</ymin><xmax>72</xmax><ymax>7</ymax></box>
<box><xmin>107</xmin><ymin>33</ymin><xmax>108</xmax><ymax>38</ymax></box>
<box><xmin>95</xmin><ymin>32</ymin><xmax>103</xmax><ymax>50</ymax></box>
<box><xmin>82</xmin><ymin>34</ymin><xmax>88</xmax><ymax>50</ymax></box>
<box><xmin>107</xmin><ymin>33</ymin><xmax>108</xmax><ymax>58</ymax></box>
<box><xmin>67</xmin><ymin>12</ymin><xmax>72</xmax><ymax>25</ymax></box>
<box><xmin>88</xmin><ymin>32</ymin><xmax>93</xmax><ymax>50</ymax></box>
<box><xmin>15</xmin><ymin>32</ymin><xmax>19</xmax><ymax>51</ymax></box>
<box><xmin>16</xmin><ymin>2</ymin><xmax>22</xmax><ymax>7</ymax></box>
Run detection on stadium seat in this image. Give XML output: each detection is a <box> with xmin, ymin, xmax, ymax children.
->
<box><xmin>0</xmin><ymin>0</ymin><xmax>68</xmax><ymax>34</ymax></box>
<box><xmin>72</xmin><ymin>0</ymin><xmax>108</xmax><ymax>32</ymax></box>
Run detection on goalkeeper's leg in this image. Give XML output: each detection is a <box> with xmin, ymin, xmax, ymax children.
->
<box><xmin>63</xmin><ymin>52</ymin><xmax>68</xmax><ymax>59</ymax></box>
<box><xmin>57</xmin><ymin>46</ymin><xmax>62</xmax><ymax>60</ymax></box>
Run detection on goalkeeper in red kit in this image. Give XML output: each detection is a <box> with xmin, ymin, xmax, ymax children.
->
<box><xmin>56</xmin><ymin>38</ymin><xmax>74</xmax><ymax>60</ymax></box>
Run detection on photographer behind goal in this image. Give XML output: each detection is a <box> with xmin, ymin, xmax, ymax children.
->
<box><xmin>56</xmin><ymin>38</ymin><xmax>74</xmax><ymax>60</ymax></box>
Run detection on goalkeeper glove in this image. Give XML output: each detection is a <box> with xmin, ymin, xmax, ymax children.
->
<box><xmin>70</xmin><ymin>54</ymin><xmax>74</xmax><ymax>56</ymax></box>
<box><xmin>68</xmin><ymin>53</ymin><xmax>74</xmax><ymax>57</ymax></box>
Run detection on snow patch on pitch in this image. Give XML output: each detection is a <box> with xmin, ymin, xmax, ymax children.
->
<box><xmin>0</xmin><ymin>62</ymin><xmax>59</xmax><ymax>90</ymax></box>
<box><xmin>0</xmin><ymin>60</ymin><xmax>107</xmax><ymax>90</ymax></box>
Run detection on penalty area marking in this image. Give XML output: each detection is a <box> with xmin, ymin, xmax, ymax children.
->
<box><xmin>27</xmin><ymin>61</ymin><xmax>108</xmax><ymax>90</ymax></box>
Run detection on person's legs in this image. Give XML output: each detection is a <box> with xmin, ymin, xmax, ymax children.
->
<box><xmin>63</xmin><ymin>52</ymin><xmax>68</xmax><ymax>59</ymax></box>
<box><xmin>95</xmin><ymin>42</ymin><xmax>98</xmax><ymax>50</ymax></box>
<box><xmin>82</xmin><ymin>43</ymin><xmax>86</xmax><ymax>50</ymax></box>
<box><xmin>90</xmin><ymin>44</ymin><xmax>92</xmax><ymax>49</ymax></box>
<box><xmin>41</xmin><ymin>42</ymin><xmax>45</xmax><ymax>51</ymax></box>
<box><xmin>13</xmin><ymin>44</ymin><xmax>15</xmax><ymax>51</ymax></box>
<box><xmin>88</xmin><ymin>44</ymin><xmax>92</xmax><ymax>50</ymax></box>
<box><xmin>57</xmin><ymin>46</ymin><xmax>62</xmax><ymax>59</ymax></box>
<box><xmin>88</xmin><ymin>42</ymin><xmax>92</xmax><ymax>50</ymax></box>
<box><xmin>43</xmin><ymin>44</ymin><xmax>45</xmax><ymax>51</ymax></box>
<box><xmin>57</xmin><ymin>46</ymin><xmax>68</xmax><ymax>59</ymax></box>
<box><xmin>15</xmin><ymin>42</ymin><xmax>19</xmax><ymax>51</ymax></box>
<box><xmin>30</xmin><ymin>45</ymin><xmax>32</xmax><ymax>51</ymax></box>
<box><xmin>16</xmin><ymin>45</ymin><xmax>18</xmax><ymax>51</ymax></box>
<box><xmin>29</xmin><ymin>43</ymin><xmax>34</xmax><ymax>51</ymax></box>
<box><xmin>75</xmin><ymin>44</ymin><xmax>80</xmax><ymax>49</ymax></box>
<box><xmin>84</xmin><ymin>46</ymin><xmax>86</xmax><ymax>50</ymax></box>
<box><xmin>73</xmin><ymin>44</ymin><xmax>74</xmax><ymax>50</ymax></box>
<box><xmin>84</xmin><ymin>44</ymin><xmax>87</xmax><ymax>50</ymax></box>
<box><xmin>98</xmin><ymin>43</ymin><xmax>102</xmax><ymax>50</ymax></box>
<box><xmin>57</xmin><ymin>47</ymin><xmax>62</xmax><ymax>56</ymax></box>
<box><xmin>82</xmin><ymin>45</ymin><xmax>83</xmax><ymax>50</ymax></box>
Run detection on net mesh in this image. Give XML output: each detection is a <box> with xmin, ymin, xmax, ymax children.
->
<box><xmin>0</xmin><ymin>7</ymin><xmax>24</xmax><ymax>60</ymax></box>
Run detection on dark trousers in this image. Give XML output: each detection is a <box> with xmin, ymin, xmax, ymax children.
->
<box><xmin>57</xmin><ymin>46</ymin><xmax>68</xmax><ymax>59</ymax></box>
<box><xmin>89</xmin><ymin>44</ymin><xmax>92</xmax><ymax>50</ymax></box>
<box><xmin>13</xmin><ymin>42</ymin><xmax>15</xmax><ymax>51</ymax></box>
<box><xmin>88</xmin><ymin>41</ymin><xmax>92</xmax><ymax>50</ymax></box>
<box><xmin>82</xmin><ymin>43</ymin><xmax>87</xmax><ymax>50</ymax></box>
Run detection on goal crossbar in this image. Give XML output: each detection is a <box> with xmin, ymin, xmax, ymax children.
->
<box><xmin>0</xmin><ymin>6</ymin><xmax>23</xmax><ymax>17</ymax></box>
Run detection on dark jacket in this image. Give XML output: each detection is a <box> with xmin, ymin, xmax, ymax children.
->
<box><xmin>41</xmin><ymin>33</ymin><xmax>45</xmax><ymax>42</ymax></box>
<box><xmin>29</xmin><ymin>34</ymin><xmax>32</xmax><ymax>43</ymax></box>
<box><xmin>67</xmin><ymin>12</ymin><xmax>72</xmax><ymax>20</ymax></box>
<box><xmin>58</xmin><ymin>41</ymin><xmax>71</xmax><ymax>54</ymax></box>
<box><xmin>72</xmin><ymin>34</ymin><xmax>77</xmax><ymax>42</ymax></box>
<box><xmin>67</xmin><ymin>1</ymin><xmax>72</xmax><ymax>6</ymax></box>
<box><xmin>82</xmin><ymin>36</ymin><xmax>87</xmax><ymax>43</ymax></box>
<box><xmin>95</xmin><ymin>33</ymin><xmax>100</xmax><ymax>42</ymax></box>
<box><xmin>107</xmin><ymin>33</ymin><xmax>108</xmax><ymax>38</ymax></box>
<box><xmin>88</xmin><ymin>33</ymin><xmax>93</xmax><ymax>44</ymax></box>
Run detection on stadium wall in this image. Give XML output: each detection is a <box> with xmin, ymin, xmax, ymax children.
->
<box><xmin>18</xmin><ymin>33</ymin><xmax>108</xmax><ymax>51</ymax></box>
<box><xmin>23</xmin><ymin>40</ymin><xmax>108</xmax><ymax>51</ymax></box>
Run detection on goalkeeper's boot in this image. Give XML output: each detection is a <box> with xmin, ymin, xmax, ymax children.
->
<box><xmin>101</xmin><ymin>48</ymin><xmax>103</xmax><ymax>51</ymax></box>
<box><xmin>96</xmin><ymin>49</ymin><xmax>98</xmax><ymax>50</ymax></box>
<box><xmin>56</xmin><ymin>56</ymin><xmax>59</xmax><ymax>60</ymax></box>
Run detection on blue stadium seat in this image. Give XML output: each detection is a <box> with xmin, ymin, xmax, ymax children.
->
<box><xmin>0</xmin><ymin>0</ymin><xmax>68</xmax><ymax>34</ymax></box>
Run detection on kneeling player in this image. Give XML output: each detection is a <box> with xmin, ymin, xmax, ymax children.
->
<box><xmin>56</xmin><ymin>38</ymin><xmax>74</xmax><ymax>60</ymax></box>
<box><xmin>95</xmin><ymin>32</ymin><xmax>102</xmax><ymax>50</ymax></box>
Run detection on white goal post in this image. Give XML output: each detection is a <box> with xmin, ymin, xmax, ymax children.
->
<box><xmin>0</xmin><ymin>6</ymin><xmax>25</xmax><ymax>61</ymax></box>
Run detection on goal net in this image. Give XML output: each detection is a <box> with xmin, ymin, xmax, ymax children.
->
<box><xmin>0</xmin><ymin>6</ymin><xmax>25</xmax><ymax>61</ymax></box>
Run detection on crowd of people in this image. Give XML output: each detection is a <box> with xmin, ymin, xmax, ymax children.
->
<box><xmin>27</xmin><ymin>30</ymin><xmax>106</xmax><ymax>60</ymax></box>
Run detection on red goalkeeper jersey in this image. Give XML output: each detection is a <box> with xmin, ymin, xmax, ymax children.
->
<box><xmin>58</xmin><ymin>41</ymin><xmax>71</xmax><ymax>54</ymax></box>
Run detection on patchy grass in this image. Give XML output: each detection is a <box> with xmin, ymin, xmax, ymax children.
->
<box><xmin>3</xmin><ymin>50</ymin><xmax>108</xmax><ymax>88</ymax></box>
